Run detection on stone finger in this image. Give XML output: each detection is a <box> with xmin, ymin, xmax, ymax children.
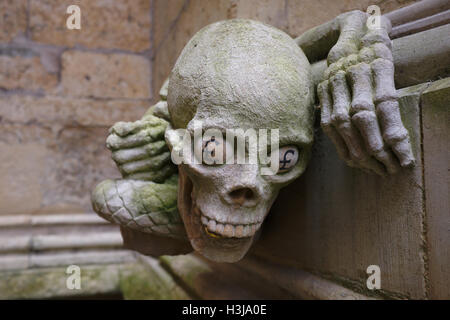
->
<box><xmin>126</xmin><ymin>164</ymin><xmax>177</xmax><ymax>183</ymax></box>
<box><xmin>352</xmin><ymin>110</ymin><xmax>400</xmax><ymax>174</ymax></box>
<box><xmin>371</xmin><ymin>58</ymin><xmax>398</xmax><ymax>103</ymax></box>
<box><xmin>112</xmin><ymin>140</ymin><xmax>168</xmax><ymax>164</ymax></box>
<box><xmin>330</xmin><ymin>71</ymin><xmax>366</xmax><ymax>161</ymax></box>
<box><xmin>318</xmin><ymin>80</ymin><xmax>352</xmax><ymax>163</ymax></box>
<box><xmin>377</xmin><ymin>100</ymin><xmax>415</xmax><ymax>167</ymax></box>
<box><xmin>119</xmin><ymin>151</ymin><xmax>172</xmax><ymax>175</ymax></box>
<box><xmin>106</xmin><ymin>126</ymin><xmax>166</xmax><ymax>150</ymax></box>
<box><xmin>347</xmin><ymin>63</ymin><xmax>398</xmax><ymax>173</ymax></box>
<box><xmin>347</xmin><ymin>62</ymin><xmax>374</xmax><ymax>115</ymax></box>
<box><xmin>111</xmin><ymin>116</ymin><xmax>169</xmax><ymax>137</ymax></box>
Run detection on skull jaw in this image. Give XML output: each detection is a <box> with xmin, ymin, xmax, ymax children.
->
<box><xmin>178</xmin><ymin>165</ymin><xmax>258</xmax><ymax>263</ymax></box>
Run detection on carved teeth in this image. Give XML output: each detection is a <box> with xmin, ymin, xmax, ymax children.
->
<box><xmin>235</xmin><ymin>225</ymin><xmax>244</xmax><ymax>238</ymax></box>
<box><xmin>216</xmin><ymin>223</ymin><xmax>224</xmax><ymax>234</ymax></box>
<box><xmin>223</xmin><ymin>224</ymin><xmax>235</xmax><ymax>237</ymax></box>
<box><xmin>243</xmin><ymin>225</ymin><xmax>250</xmax><ymax>237</ymax></box>
<box><xmin>192</xmin><ymin>203</ymin><xmax>261</xmax><ymax>238</ymax></box>
<box><xmin>202</xmin><ymin>215</ymin><xmax>260</xmax><ymax>238</ymax></box>
<box><xmin>203</xmin><ymin>218</ymin><xmax>261</xmax><ymax>238</ymax></box>
<box><xmin>208</xmin><ymin>219</ymin><xmax>216</xmax><ymax>232</ymax></box>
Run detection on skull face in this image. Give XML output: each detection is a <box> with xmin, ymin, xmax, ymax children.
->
<box><xmin>166</xmin><ymin>19</ymin><xmax>315</xmax><ymax>262</ymax></box>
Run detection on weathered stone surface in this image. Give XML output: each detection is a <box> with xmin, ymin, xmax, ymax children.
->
<box><xmin>238</xmin><ymin>256</ymin><xmax>373</xmax><ymax>300</ymax></box>
<box><xmin>61</xmin><ymin>51</ymin><xmax>151</xmax><ymax>99</ymax></box>
<box><xmin>0</xmin><ymin>95</ymin><xmax>149</xmax><ymax>127</ymax></box>
<box><xmin>286</xmin><ymin>0</ymin><xmax>419</xmax><ymax>37</ymax></box>
<box><xmin>233</xmin><ymin>0</ymin><xmax>288</xmax><ymax>33</ymax></box>
<box><xmin>160</xmin><ymin>254</ymin><xmax>294</xmax><ymax>299</ymax></box>
<box><xmin>152</xmin><ymin>32</ymin><xmax>180</xmax><ymax>101</ymax></box>
<box><xmin>0</xmin><ymin>264</ymin><xmax>123</xmax><ymax>299</ymax></box>
<box><xmin>121</xmin><ymin>255</ymin><xmax>191</xmax><ymax>299</ymax></box>
<box><xmin>0</xmin><ymin>94</ymin><xmax>148</xmax><ymax>215</ymax></box>
<box><xmin>0</xmin><ymin>0</ymin><xmax>27</xmax><ymax>42</ymax></box>
<box><xmin>0</xmin><ymin>48</ymin><xmax>58</xmax><ymax>92</ymax></box>
<box><xmin>0</xmin><ymin>255</ymin><xmax>192</xmax><ymax>299</ymax></box>
<box><xmin>152</xmin><ymin>0</ymin><xmax>230</xmax><ymax>99</ymax></box>
<box><xmin>421</xmin><ymin>78</ymin><xmax>450</xmax><ymax>299</ymax></box>
<box><xmin>29</xmin><ymin>0</ymin><xmax>151</xmax><ymax>52</ymax></box>
<box><xmin>0</xmin><ymin>125</ymin><xmax>118</xmax><ymax>215</ymax></box>
<box><xmin>393</xmin><ymin>24</ymin><xmax>450</xmax><ymax>88</ymax></box>
<box><xmin>29</xmin><ymin>250</ymin><xmax>136</xmax><ymax>269</ymax></box>
<box><xmin>253</xmin><ymin>83</ymin><xmax>429</xmax><ymax>299</ymax></box>
<box><xmin>0</xmin><ymin>255</ymin><xmax>29</xmax><ymax>271</ymax></box>
<box><xmin>0</xmin><ymin>143</ymin><xmax>47</xmax><ymax>215</ymax></box>
<box><xmin>152</xmin><ymin>0</ymin><xmax>186</xmax><ymax>50</ymax></box>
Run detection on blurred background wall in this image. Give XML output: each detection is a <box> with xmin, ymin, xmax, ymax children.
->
<box><xmin>0</xmin><ymin>0</ymin><xmax>418</xmax><ymax>215</ymax></box>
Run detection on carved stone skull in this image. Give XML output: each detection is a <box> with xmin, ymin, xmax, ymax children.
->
<box><xmin>165</xmin><ymin>20</ymin><xmax>315</xmax><ymax>262</ymax></box>
<box><xmin>92</xmin><ymin>13</ymin><xmax>414</xmax><ymax>264</ymax></box>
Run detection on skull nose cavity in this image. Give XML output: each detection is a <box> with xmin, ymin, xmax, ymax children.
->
<box><xmin>227</xmin><ymin>187</ymin><xmax>258</xmax><ymax>207</ymax></box>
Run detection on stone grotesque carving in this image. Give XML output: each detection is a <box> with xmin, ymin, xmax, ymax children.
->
<box><xmin>92</xmin><ymin>11</ymin><xmax>414</xmax><ymax>262</ymax></box>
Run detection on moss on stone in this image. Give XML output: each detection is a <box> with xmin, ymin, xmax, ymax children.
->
<box><xmin>0</xmin><ymin>265</ymin><xmax>123</xmax><ymax>299</ymax></box>
<box><xmin>119</xmin><ymin>262</ymin><xmax>190</xmax><ymax>300</ymax></box>
<box><xmin>132</xmin><ymin>179</ymin><xmax>178</xmax><ymax>216</ymax></box>
<box><xmin>159</xmin><ymin>254</ymin><xmax>211</xmax><ymax>297</ymax></box>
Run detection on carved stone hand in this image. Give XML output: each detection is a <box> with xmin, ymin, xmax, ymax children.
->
<box><xmin>318</xmin><ymin>11</ymin><xmax>415</xmax><ymax>175</ymax></box>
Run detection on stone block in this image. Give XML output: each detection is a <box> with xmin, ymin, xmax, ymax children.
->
<box><xmin>0</xmin><ymin>95</ymin><xmax>149</xmax><ymax>127</ymax></box>
<box><xmin>0</xmin><ymin>47</ymin><xmax>58</xmax><ymax>92</ymax></box>
<box><xmin>233</xmin><ymin>0</ymin><xmax>288</xmax><ymax>33</ymax></box>
<box><xmin>0</xmin><ymin>264</ymin><xmax>122</xmax><ymax>299</ymax></box>
<box><xmin>286</xmin><ymin>0</ymin><xmax>419</xmax><ymax>37</ymax></box>
<box><xmin>0</xmin><ymin>94</ymin><xmax>149</xmax><ymax>215</ymax></box>
<box><xmin>421</xmin><ymin>78</ymin><xmax>450</xmax><ymax>299</ymax></box>
<box><xmin>152</xmin><ymin>0</ymin><xmax>186</xmax><ymax>50</ymax></box>
<box><xmin>29</xmin><ymin>0</ymin><xmax>151</xmax><ymax>52</ymax></box>
<box><xmin>0</xmin><ymin>143</ymin><xmax>47</xmax><ymax>215</ymax></box>
<box><xmin>121</xmin><ymin>255</ymin><xmax>191</xmax><ymax>299</ymax></box>
<box><xmin>0</xmin><ymin>0</ymin><xmax>27</xmax><ymax>42</ymax></box>
<box><xmin>160</xmin><ymin>254</ymin><xmax>294</xmax><ymax>299</ymax></box>
<box><xmin>61</xmin><ymin>51</ymin><xmax>151</xmax><ymax>99</ymax></box>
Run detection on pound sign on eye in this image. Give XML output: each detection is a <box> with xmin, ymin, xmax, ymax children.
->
<box><xmin>203</xmin><ymin>136</ymin><xmax>224</xmax><ymax>165</ymax></box>
<box><xmin>280</xmin><ymin>149</ymin><xmax>295</xmax><ymax>170</ymax></box>
<box><xmin>204</xmin><ymin>137</ymin><xmax>219</xmax><ymax>157</ymax></box>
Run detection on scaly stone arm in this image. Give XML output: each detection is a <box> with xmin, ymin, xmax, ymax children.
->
<box><xmin>297</xmin><ymin>11</ymin><xmax>415</xmax><ymax>175</ymax></box>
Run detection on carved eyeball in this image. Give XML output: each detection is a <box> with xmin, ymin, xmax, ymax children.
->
<box><xmin>277</xmin><ymin>146</ymin><xmax>299</xmax><ymax>173</ymax></box>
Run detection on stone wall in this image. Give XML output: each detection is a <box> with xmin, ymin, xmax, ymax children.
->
<box><xmin>0</xmin><ymin>1</ymin><xmax>152</xmax><ymax>215</ymax></box>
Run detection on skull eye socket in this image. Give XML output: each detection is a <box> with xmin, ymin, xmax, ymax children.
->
<box><xmin>277</xmin><ymin>145</ymin><xmax>300</xmax><ymax>173</ymax></box>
